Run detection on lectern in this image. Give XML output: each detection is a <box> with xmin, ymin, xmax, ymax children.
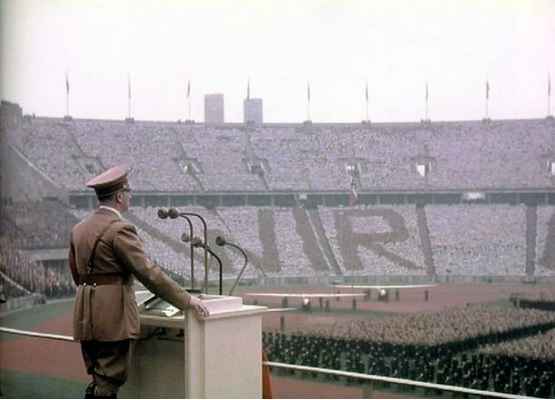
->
<box><xmin>119</xmin><ymin>291</ymin><xmax>267</xmax><ymax>399</ymax></box>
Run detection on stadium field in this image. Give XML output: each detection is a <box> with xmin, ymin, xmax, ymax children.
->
<box><xmin>1</xmin><ymin>282</ymin><xmax>552</xmax><ymax>399</ymax></box>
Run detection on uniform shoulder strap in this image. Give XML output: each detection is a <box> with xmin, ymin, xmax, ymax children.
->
<box><xmin>86</xmin><ymin>220</ymin><xmax>119</xmax><ymax>275</ymax></box>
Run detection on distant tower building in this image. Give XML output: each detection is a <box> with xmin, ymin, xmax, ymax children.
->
<box><xmin>204</xmin><ymin>94</ymin><xmax>224</xmax><ymax>124</ymax></box>
<box><xmin>244</xmin><ymin>98</ymin><xmax>263</xmax><ymax>125</ymax></box>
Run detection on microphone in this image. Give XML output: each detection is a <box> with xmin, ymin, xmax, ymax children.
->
<box><xmin>191</xmin><ymin>237</ymin><xmax>205</xmax><ymax>248</ymax></box>
<box><xmin>216</xmin><ymin>236</ymin><xmax>249</xmax><ymax>296</ymax></box>
<box><xmin>157</xmin><ymin>208</ymin><xmax>169</xmax><ymax>219</ymax></box>
<box><xmin>183</xmin><ymin>235</ymin><xmax>206</xmax><ymax>249</ymax></box>
<box><xmin>158</xmin><ymin>208</ymin><xmax>197</xmax><ymax>292</ymax></box>
<box><xmin>168</xmin><ymin>208</ymin><xmax>180</xmax><ymax>219</ymax></box>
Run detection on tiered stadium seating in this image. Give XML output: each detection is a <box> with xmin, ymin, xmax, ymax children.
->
<box><xmin>10</xmin><ymin>118</ymin><xmax>555</xmax><ymax>193</ymax></box>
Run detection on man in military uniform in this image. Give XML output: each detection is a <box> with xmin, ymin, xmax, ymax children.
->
<box><xmin>68</xmin><ymin>165</ymin><xmax>209</xmax><ymax>398</ymax></box>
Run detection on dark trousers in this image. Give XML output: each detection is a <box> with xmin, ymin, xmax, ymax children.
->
<box><xmin>81</xmin><ymin>339</ymin><xmax>135</xmax><ymax>397</ymax></box>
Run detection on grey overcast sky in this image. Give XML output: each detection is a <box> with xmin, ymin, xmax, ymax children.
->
<box><xmin>1</xmin><ymin>0</ymin><xmax>554</xmax><ymax>123</ymax></box>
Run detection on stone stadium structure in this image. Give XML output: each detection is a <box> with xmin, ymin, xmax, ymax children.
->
<box><xmin>1</xmin><ymin>100</ymin><xmax>555</xmax><ymax>301</ymax></box>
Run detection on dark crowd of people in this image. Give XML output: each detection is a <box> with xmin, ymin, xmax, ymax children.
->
<box><xmin>5</xmin><ymin>199</ymin><xmax>78</xmax><ymax>250</ymax></box>
<box><xmin>0</xmin><ymin>218</ymin><xmax>75</xmax><ymax>302</ymax></box>
<box><xmin>0</xmin><ymin>236</ymin><xmax>75</xmax><ymax>301</ymax></box>
<box><xmin>263</xmin><ymin>305</ymin><xmax>555</xmax><ymax>397</ymax></box>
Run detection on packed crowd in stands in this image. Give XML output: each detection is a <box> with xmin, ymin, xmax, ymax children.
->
<box><xmin>1</xmin><ymin>199</ymin><xmax>554</xmax><ymax>303</ymax></box>
<box><xmin>215</xmin><ymin>206</ymin><xmax>317</xmax><ymax>276</ymax></box>
<box><xmin>263</xmin><ymin>305</ymin><xmax>555</xmax><ymax>397</ymax></box>
<box><xmin>318</xmin><ymin>205</ymin><xmax>428</xmax><ymax>276</ymax></box>
<box><xmin>84</xmin><ymin>203</ymin><xmax>555</xmax><ymax>280</ymax></box>
<box><xmin>537</xmin><ymin>205</ymin><xmax>555</xmax><ymax>274</ymax></box>
<box><xmin>426</xmin><ymin>204</ymin><xmax>528</xmax><ymax>276</ymax></box>
<box><xmin>183</xmin><ymin>127</ymin><xmax>264</xmax><ymax>191</ymax></box>
<box><xmin>0</xmin><ymin>232</ymin><xmax>74</xmax><ymax>301</ymax></box>
<box><xmin>2</xmin><ymin>115</ymin><xmax>555</xmax><ymax>288</ymax></box>
<box><xmin>9</xmin><ymin>118</ymin><xmax>91</xmax><ymax>189</ymax></box>
<box><xmin>0</xmin><ymin>234</ymin><xmax>46</xmax><ymax>295</ymax></box>
<box><xmin>9</xmin><ymin>117</ymin><xmax>555</xmax><ymax>193</ymax></box>
<box><xmin>129</xmin><ymin>206</ymin><xmax>260</xmax><ymax>280</ymax></box>
<box><xmin>6</xmin><ymin>199</ymin><xmax>79</xmax><ymax>249</ymax></box>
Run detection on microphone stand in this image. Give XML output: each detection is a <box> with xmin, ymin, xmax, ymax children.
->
<box><xmin>169</xmin><ymin>208</ymin><xmax>209</xmax><ymax>295</ymax></box>
<box><xmin>192</xmin><ymin>239</ymin><xmax>223</xmax><ymax>295</ymax></box>
<box><xmin>216</xmin><ymin>236</ymin><xmax>249</xmax><ymax>296</ymax></box>
<box><xmin>157</xmin><ymin>208</ymin><xmax>196</xmax><ymax>291</ymax></box>
<box><xmin>208</xmin><ymin>248</ymin><xmax>223</xmax><ymax>296</ymax></box>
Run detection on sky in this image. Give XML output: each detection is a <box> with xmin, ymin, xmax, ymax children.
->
<box><xmin>1</xmin><ymin>0</ymin><xmax>554</xmax><ymax>123</ymax></box>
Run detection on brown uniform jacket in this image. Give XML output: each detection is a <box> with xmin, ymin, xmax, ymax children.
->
<box><xmin>69</xmin><ymin>207</ymin><xmax>192</xmax><ymax>341</ymax></box>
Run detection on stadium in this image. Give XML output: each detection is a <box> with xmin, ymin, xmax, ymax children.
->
<box><xmin>1</xmin><ymin>98</ymin><xmax>555</xmax><ymax>398</ymax></box>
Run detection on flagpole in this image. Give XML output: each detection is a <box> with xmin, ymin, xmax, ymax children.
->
<box><xmin>485</xmin><ymin>78</ymin><xmax>489</xmax><ymax>120</ymax></box>
<box><xmin>548</xmin><ymin>73</ymin><xmax>551</xmax><ymax>117</ymax></box>
<box><xmin>127</xmin><ymin>73</ymin><xmax>131</xmax><ymax>120</ymax></box>
<box><xmin>365</xmin><ymin>82</ymin><xmax>369</xmax><ymax>122</ymax></box>
<box><xmin>65</xmin><ymin>69</ymin><xmax>69</xmax><ymax>117</ymax></box>
<box><xmin>426</xmin><ymin>81</ymin><xmax>429</xmax><ymax>121</ymax></box>
<box><xmin>187</xmin><ymin>79</ymin><xmax>191</xmax><ymax>121</ymax></box>
<box><xmin>307</xmin><ymin>81</ymin><xmax>311</xmax><ymax>121</ymax></box>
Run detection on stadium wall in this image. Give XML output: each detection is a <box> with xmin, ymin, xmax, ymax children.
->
<box><xmin>4</xmin><ymin>144</ymin><xmax>68</xmax><ymax>204</ymax></box>
<box><xmin>0</xmin><ymin>294</ymin><xmax>45</xmax><ymax>317</ymax></box>
<box><xmin>69</xmin><ymin>189</ymin><xmax>555</xmax><ymax>211</ymax></box>
<box><xmin>243</xmin><ymin>273</ymin><xmax>554</xmax><ymax>287</ymax></box>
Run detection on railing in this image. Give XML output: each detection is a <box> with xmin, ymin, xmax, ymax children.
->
<box><xmin>0</xmin><ymin>327</ymin><xmax>538</xmax><ymax>399</ymax></box>
<box><xmin>264</xmin><ymin>361</ymin><xmax>537</xmax><ymax>399</ymax></box>
<box><xmin>0</xmin><ymin>326</ymin><xmax>74</xmax><ymax>342</ymax></box>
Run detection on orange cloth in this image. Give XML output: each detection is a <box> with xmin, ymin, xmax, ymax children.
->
<box><xmin>262</xmin><ymin>350</ymin><xmax>273</xmax><ymax>399</ymax></box>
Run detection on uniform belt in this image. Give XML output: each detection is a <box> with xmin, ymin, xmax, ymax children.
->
<box><xmin>79</xmin><ymin>274</ymin><xmax>129</xmax><ymax>286</ymax></box>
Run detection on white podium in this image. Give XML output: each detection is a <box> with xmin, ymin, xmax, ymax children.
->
<box><xmin>119</xmin><ymin>292</ymin><xmax>267</xmax><ymax>399</ymax></box>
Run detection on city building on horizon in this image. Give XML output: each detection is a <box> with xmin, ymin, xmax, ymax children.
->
<box><xmin>243</xmin><ymin>98</ymin><xmax>263</xmax><ymax>125</ymax></box>
<box><xmin>204</xmin><ymin>94</ymin><xmax>224</xmax><ymax>124</ymax></box>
